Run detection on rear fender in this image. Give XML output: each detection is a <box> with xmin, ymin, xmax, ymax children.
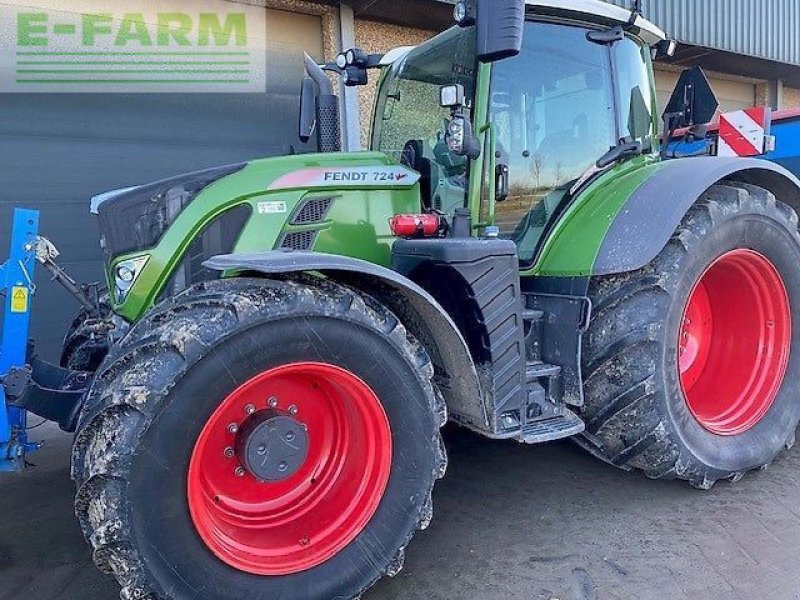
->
<box><xmin>535</xmin><ymin>157</ymin><xmax>800</xmax><ymax>277</ymax></box>
<box><xmin>204</xmin><ymin>251</ymin><xmax>488</xmax><ymax>429</ymax></box>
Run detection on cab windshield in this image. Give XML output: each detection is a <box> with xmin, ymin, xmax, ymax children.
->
<box><xmin>490</xmin><ymin>21</ymin><xmax>657</xmax><ymax>264</ymax></box>
<box><xmin>371</xmin><ymin>27</ymin><xmax>476</xmax><ymax>214</ymax></box>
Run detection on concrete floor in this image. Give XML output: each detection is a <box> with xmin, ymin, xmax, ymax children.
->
<box><xmin>2</xmin><ymin>423</ymin><xmax>800</xmax><ymax>600</ymax></box>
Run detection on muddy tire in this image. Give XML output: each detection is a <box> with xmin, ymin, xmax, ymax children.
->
<box><xmin>60</xmin><ymin>299</ymin><xmax>112</xmax><ymax>372</ymax></box>
<box><xmin>71</xmin><ymin>277</ymin><xmax>447</xmax><ymax>600</ymax></box>
<box><xmin>579</xmin><ymin>182</ymin><xmax>800</xmax><ymax>488</ymax></box>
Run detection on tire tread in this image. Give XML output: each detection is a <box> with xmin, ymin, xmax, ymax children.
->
<box><xmin>72</xmin><ymin>276</ymin><xmax>446</xmax><ymax>600</ymax></box>
<box><xmin>579</xmin><ymin>182</ymin><xmax>800</xmax><ymax>485</ymax></box>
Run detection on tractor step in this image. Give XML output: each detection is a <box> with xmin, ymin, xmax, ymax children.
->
<box><xmin>525</xmin><ymin>361</ymin><xmax>561</xmax><ymax>381</ymax></box>
<box><xmin>520</xmin><ymin>407</ymin><xmax>585</xmax><ymax>444</ymax></box>
<box><xmin>522</xmin><ymin>308</ymin><xmax>545</xmax><ymax>323</ymax></box>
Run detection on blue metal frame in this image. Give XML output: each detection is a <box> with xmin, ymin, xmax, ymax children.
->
<box><xmin>0</xmin><ymin>208</ymin><xmax>40</xmax><ymax>471</ymax></box>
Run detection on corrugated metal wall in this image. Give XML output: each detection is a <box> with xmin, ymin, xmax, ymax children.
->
<box><xmin>607</xmin><ymin>0</ymin><xmax>800</xmax><ymax>66</ymax></box>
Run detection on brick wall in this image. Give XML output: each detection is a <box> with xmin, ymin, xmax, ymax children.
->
<box><xmin>783</xmin><ymin>87</ymin><xmax>800</xmax><ymax>109</ymax></box>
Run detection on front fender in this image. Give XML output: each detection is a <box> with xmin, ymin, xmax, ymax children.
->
<box><xmin>533</xmin><ymin>156</ymin><xmax>800</xmax><ymax>277</ymax></box>
<box><xmin>204</xmin><ymin>251</ymin><xmax>488</xmax><ymax>429</ymax></box>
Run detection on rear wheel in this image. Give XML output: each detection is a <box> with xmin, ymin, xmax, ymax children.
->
<box><xmin>580</xmin><ymin>182</ymin><xmax>800</xmax><ymax>488</ymax></box>
<box><xmin>71</xmin><ymin>277</ymin><xmax>447</xmax><ymax>600</ymax></box>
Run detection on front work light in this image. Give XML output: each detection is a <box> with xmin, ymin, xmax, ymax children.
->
<box><xmin>440</xmin><ymin>84</ymin><xmax>466</xmax><ymax>108</ymax></box>
<box><xmin>114</xmin><ymin>256</ymin><xmax>149</xmax><ymax>303</ymax></box>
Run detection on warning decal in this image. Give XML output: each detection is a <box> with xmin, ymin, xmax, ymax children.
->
<box><xmin>10</xmin><ymin>286</ymin><xmax>28</xmax><ymax>313</ymax></box>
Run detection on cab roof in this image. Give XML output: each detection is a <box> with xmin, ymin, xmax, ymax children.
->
<box><xmin>527</xmin><ymin>0</ymin><xmax>666</xmax><ymax>43</ymax></box>
<box><xmin>380</xmin><ymin>0</ymin><xmax>666</xmax><ymax>66</ymax></box>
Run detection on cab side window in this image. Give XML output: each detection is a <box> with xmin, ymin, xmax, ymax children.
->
<box><xmin>490</xmin><ymin>22</ymin><xmax>616</xmax><ymax>264</ymax></box>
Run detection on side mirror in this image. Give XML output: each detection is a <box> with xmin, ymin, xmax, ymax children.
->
<box><xmin>454</xmin><ymin>0</ymin><xmax>525</xmax><ymax>63</ymax></box>
<box><xmin>298</xmin><ymin>78</ymin><xmax>316</xmax><ymax>144</ymax></box>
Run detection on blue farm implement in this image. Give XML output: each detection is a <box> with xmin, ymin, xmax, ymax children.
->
<box><xmin>0</xmin><ymin>208</ymin><xmax>92</xmax><ymax>471</ymax></box>
<box><xmin>673</xmin><ymin>107</ymin><xmax>800</xmax><ymax>178</ymax></box>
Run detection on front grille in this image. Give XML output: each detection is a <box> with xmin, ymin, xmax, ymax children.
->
<box><xmin>291</xmin><ymin>197</ymin><xmax>334</xmax><ymax>225</ymax></box>
<box><xmin>280</xmin><ymin>231</ymin><xmax>318</xmax><ymax>251</ymax></box>
<box><xmin>158</xmin><ymin>204</ymin><xmax>251</xmax><ymax>301</ymax></box>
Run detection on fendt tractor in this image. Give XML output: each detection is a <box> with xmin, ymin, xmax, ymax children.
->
<box><xmin>3</xmin><ymin>1</ymin><xmax>800</xmax><ymax>598</ymax></box>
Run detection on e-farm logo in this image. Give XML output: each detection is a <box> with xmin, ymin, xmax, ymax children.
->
<box><xmin>0</xmin><ymin>1</ymin><xmax>267</xmax><ymax>93</ymax></box>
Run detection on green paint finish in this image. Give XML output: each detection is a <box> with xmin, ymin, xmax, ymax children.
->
<box><xmin>110</xmin><ymin>151</ymin><xmax>420</xmax><ymax>321</ymax></box>
<box><xmin>468</xmin><ymin>62</ymin><xmax>492</xmax><ymax>228</ymax></box>
<box><xmin>312</xmin><ymin>187</ymin><xmax>421</xmax><ymax>267</ymax></box>
<box><xmin>529</xmin><ymin>155</ymin><xmax>668</xmax><ymax>277</ymax></box>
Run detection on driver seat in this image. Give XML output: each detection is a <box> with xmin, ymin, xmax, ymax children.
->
<box><xmin>401</xmin><ymin>139</ymin><xmax>435</xmax><ymax>210</ymax></box>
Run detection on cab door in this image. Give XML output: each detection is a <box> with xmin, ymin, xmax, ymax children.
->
<box><xmin>486</xmin><ymin>19</ymin><xmax>656</xmax><ymax>265</ymax></box>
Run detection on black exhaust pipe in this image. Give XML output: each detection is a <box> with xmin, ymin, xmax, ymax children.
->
<box><xmin>303</xmin><ymin>53</ymin><xmax>342</xmax><ymax>153</ymax></box>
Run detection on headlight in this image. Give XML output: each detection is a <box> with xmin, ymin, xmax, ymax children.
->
<box><xmin>113</xmin><ymin>256</ymin><xmax>149</xmax><ymax>303</ymax></box>
<box><xmin>116</xmin><ymin>264</ymin><xmax>135</xmax><ymax>283</ymax></box>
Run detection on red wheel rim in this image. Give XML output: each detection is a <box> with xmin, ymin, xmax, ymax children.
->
<box><xmin>678</xmin><ymin>249</ymin><xmax>792</xmax><ymax>435</ymax></box>
<box><xmin>187</xmin><ymin>362</ymin><xmax>392</xmax><ymax>575</ymax></box>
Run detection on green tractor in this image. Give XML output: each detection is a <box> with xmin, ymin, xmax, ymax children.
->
<box><xmin>59</xmin><ymin>0</ymin><xmax>800</xmax><ymax>598</ymax></box>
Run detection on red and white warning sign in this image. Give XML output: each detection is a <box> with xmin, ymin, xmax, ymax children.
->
<box><xmin>717</xmin><ymin>107</ymin><xmax>771</xmax><ymax>157</ymax></box>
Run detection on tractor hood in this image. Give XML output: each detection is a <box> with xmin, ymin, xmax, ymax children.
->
<box><xmin>93</xmin><ymin>152</ymin><xmax>419</xmax><ymax>260</ymax></box>
<box><xmin>96</xmin><ymin>151</ymin><xmax>424</xmax><ymax>321</ymax></box>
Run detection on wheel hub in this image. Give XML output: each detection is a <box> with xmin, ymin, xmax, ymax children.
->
<box><xmin>235</xmin><ymin>410</ymin><xmax>309</xmax><ymax>482</ymax></box>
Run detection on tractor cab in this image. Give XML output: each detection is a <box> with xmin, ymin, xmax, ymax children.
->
<box><xmin>369</xmin><ymin>3</ymin><xmax>667</xmax><ymax>265</ymax></box>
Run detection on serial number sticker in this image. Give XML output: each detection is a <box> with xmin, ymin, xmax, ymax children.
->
<box><xmin>257</xmin><ymin>201</ymin><xmax>287</xmax><ymax>215</ymax></box>
<box><xmin>10</xmin><ymin>286</ymin><xmax>28</xmax><ymax>313</ymax></box>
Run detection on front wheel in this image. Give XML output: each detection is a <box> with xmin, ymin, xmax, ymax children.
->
<box><xmin>580</xmin><ymin>182</ymin><xmax>800</xmax><ymax>488</ymax></box>
<box><xmin>71</xmin><ymin>277</ymin><xmax>446</xmax><ymax>600</ymax></box>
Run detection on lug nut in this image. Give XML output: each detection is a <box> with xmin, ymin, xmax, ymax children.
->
<box><xmin>278</xmin><ymin>461</ymin><xmax>288</xmax><ymax>472</ymax></box>
<box><xmin>228</xmin><ymin>423</ymin><xmax>239</xmax><ymax>434</ymax></box>
<box><xmin>224</xmin><ymin>447</ymin><xmax>235</xmax><ymax>458</ymax></box>
<box><xmin>289</xmin><ymin>405</ymin><xmax>298</xmax><ymax>415</ymax></box>
<box><xmin>268</xmin><ymin>396</ymin><xmax>278</xmax><ymax>408</ymax></box>
<box><xmin>285</xmin><ymin>432</ymin><xmax>296</xmax><ymax>442</ymax></box>
<box><xmin>245</xmin><ymin>404</ymin><xmax>256</xmax><ymax>415</ymax></box>
<box><xmin>257</xmin><ymin>444</ymin><xmax>267</xmax><ymax>456</ymax></box>
<box><xmin>234</xmin><ymin>466</ymin><xmax>246</xmax><ymax>477</ymax></box>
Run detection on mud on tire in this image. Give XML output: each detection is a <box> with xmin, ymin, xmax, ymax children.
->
<box><xmin>71</xmin><ymin>276</ymin><xmax>447</xmax><ymax>600</ymax></box>
<box><xmin>60</xmin><ymin>299</ymin><xmax>113</xmax><ymax>372</ymax></box>
<box><xmin>579</xmin><ymin>182</ymin><xmax>800</xmax><ymax>488</ymax></box>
